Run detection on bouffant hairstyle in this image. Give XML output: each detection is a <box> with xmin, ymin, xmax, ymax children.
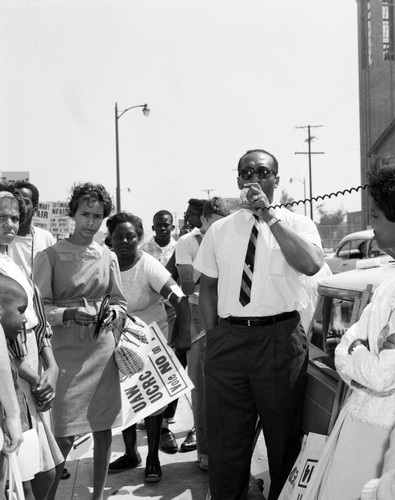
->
<box><xmin>202</xmin><ymin>197</ymin><xmax>230</xmax><ymax>219</ymax></box>
<box><xmin>67</xmin><ymin>182</ymin><xmax>113</xmax><ymax>218</ymax></box>
<box><xmin>106</xmin><ymin>212</ymin><xmax>144</xmax><ymax>242</ymax></box>
<box><xmin>0</xmin><ymin>183</ymin><xmax>28</xmax><ymax>223</ymax></box>
<box><xmin>187</xmin><ymin>198</ymin><xmax>205</xmax><ymax>216</ymax></box>
<box><xmin>367</xmin><ymin>154</ymin><xmax>395</xmax><ymax>222</ymax></box>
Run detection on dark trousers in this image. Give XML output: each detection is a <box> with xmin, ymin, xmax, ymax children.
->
<box><xmin>205</xmin><ymin>312</ymin><xmax>308</xmax><ymax>500</ymax></box>
<box><xmin>163</xmin><ymin>316</ymin><xmax>188</xmax><ymax>420</ymax></box>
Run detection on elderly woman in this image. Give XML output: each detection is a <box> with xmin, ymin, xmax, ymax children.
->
<box><xmin>106</xmin><ymin>212</ymin><xmax>190</xmax><ymax>483</ymax></box>
<box><xmin>34</xmin><ymin>183</ymin><xmax>127</xmax><ymax>500</ymax></box>
<box><xmin>0</xmin><ymin>186</ymin><xmax>63</xmax><ymax>500</ymax></box>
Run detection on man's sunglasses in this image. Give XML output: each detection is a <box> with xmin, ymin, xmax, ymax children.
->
<box><xmin>239</xmin><ymin>167</ymin><xmax>276</xmax><ymax>181</ymax></box>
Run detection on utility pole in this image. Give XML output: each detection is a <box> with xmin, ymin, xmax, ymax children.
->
<box><xmin>295</xmin><ymin>125</ymin><xmax>325</xmax><ymax>220</ymax></box>
<box><xmin>173</xmin><ymin>212</ymin><xmax>178</xmax><ymax>238</ymax></box>
<box><xmin>202</xmin><ymin>188</ymin><xmax>216</xmax><ymax>199</ymax></box>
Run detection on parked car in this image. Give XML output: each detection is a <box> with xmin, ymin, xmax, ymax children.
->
<box><xmin>324</xmin><ymin>229</ymin><xmax>392</xmax><ymax>274</ymax></box>
<box><xmin>303</xmin><ymin>260</ymin><xmax>395</xmax><ymax>436</ymax></box>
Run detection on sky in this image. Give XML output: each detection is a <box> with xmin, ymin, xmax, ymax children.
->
<box><xmin>0</xmin><ymin>0</ymin><xmax>362</xmax><ymax>238</ymax></box>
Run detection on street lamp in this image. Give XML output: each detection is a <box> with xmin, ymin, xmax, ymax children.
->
<box><xmin>289</xmin><ymin>177</ymin><xmax>307</xmax><ymax>216</ymax></box>
<box><xmin>115</xmin><ymin>102</ymin><xmax>150</xmax><ymax>212</ymax></box>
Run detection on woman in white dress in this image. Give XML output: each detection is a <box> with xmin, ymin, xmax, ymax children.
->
<box><xmin>305</xmin><ymin>153</ymin><xmax>395</xmax><ymax>500</ymax></box>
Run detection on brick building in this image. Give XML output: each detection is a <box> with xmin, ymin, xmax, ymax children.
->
<box><xmin>357</xmin><ymin>0</ymin><xmax>395</xmax><ymax>228</ymax></box>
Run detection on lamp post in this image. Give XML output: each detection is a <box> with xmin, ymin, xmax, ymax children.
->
<box><xmin>115</xmin><ymin>102</ymin><xmax>150</xmax><ymax>213</ymax></box>
<box><xmin>289</xmin><ymin>177</ymin><xmax>307</xmax><ymax>216</ymax></box>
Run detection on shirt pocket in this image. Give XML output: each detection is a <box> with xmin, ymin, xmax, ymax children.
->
<box><xmin>267</xmin><ymin>247</ymin><xmax>289</xmax><ymax>277</ymax></box>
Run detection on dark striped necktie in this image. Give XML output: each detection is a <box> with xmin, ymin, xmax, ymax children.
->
<box><xmin>239</xmin><ymin>214</ymin><xmax>259</xmax><ymax>306</ymax></box>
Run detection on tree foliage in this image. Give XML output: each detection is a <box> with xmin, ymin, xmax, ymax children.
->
<box><xmin>279</xmin><ymin>189</ymin><xmax>295</xmax><ymax>211</ymax></box>
<box><xmin>317</xmin><ymin>203</ymin><xmax>347</xmax><ymax>226</ymax></box>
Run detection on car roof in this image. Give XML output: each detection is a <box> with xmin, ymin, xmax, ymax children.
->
<box><xmin>317</xmin><ymin>261</ymin><xmax>395</xmax><ymax>300</ymax></box>
<box><xmin>338</xmin><ymin>229</ymin><xmax>374</xmax><ymax>245</ymax></box>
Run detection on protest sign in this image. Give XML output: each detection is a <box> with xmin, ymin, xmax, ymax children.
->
<box><xmin>33</xmin><ymin>201</ymin><xmax>74</xmax><ymax>237</ymax></box>
<box><xmin>68</xmin><ymin>321</ymin><xmax>194</xmax><ymax>459</ymax></box>
<box><xmin>33</xmin><ymin>202</ymin><xmax>52</xmax><ymax>231</ymax></box>
<box><xmin>279</xmin><ymin>432</ymin><xmax>327</xmax><ymax>500</ymax></box>
<box><xmin>118</xmin><ymin>321</ymin><xmax>194</xmax><ymax>430</ymax></box>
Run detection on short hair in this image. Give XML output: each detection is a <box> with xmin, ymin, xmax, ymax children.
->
<box><xmin>0</xmin><ymin>274</ymin><xmax>27</xmax><ymax>304</ymax></box>
<box><xmin>187</xmin><ymin>198</ymin><xmax>205</xmax><ymax>216</ymax></box>
<box><xmin>237</xmin><ymin>149</ymin><xmax>279</xmax><ymax>174</ymax></box>
<box><xmin>153</xmin><ymin>210</ymin><xmax>173</xmax><ymax>224</ymax></box>
<box><xmin>67</xmin><ymin>182</ymin><xmax>113</xmax><ymax>218</ymax></box>
<box><xmin>367</xmin><ymin>153</ymin><xmax>395</xmax><ymax>222</ymax></box>
<box><xmin>106</xmin><ymin>211</ymin><xmax>144</xmax><ymax>241</ymax></box>
<box><xmin>0</xmin><ymin>183</ymin><xmax>28</xmax><ymax>223</ymax></box>
<box><xmin>12</xmin><ymin>181</ymin><xmax>40</xmax><ymax>209</ymax></box>
<box><xmin>202</xmin><ymin>197</ymin><xmax>230</xmax><ymax>219</ymax></box>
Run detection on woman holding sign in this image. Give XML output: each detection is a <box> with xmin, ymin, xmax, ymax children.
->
<box><xmin>106</xmin><ymin>212</ymin><xmax>190</xmax><ymax>483</ymax></box>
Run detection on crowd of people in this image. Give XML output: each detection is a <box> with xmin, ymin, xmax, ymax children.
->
<box><xmin>0</xmin><ymin>149</ymin><xmax>394</xmax><ymax>500</ymax></box>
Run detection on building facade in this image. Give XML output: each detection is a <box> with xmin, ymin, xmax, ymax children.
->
<box><xmin>357</xmin><ymin>0</ymin><xmax>395</xmax><ymax>228</ymax></box>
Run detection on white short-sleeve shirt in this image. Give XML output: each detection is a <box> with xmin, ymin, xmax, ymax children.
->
<box><xmin>194</xmin><ymin>208</ymin><xmax>323</xmax><ymax>318</ymax></box>
<box><xmin>121</xmin><ymin>251</ymin><xmax>171</xmax><ymax>326</ymax></box>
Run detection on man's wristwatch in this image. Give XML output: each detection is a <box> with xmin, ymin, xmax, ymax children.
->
<box><xmin>267</xmin><ymin>217</ymin><xmax>281</xmax><ymax>228</ymax></box>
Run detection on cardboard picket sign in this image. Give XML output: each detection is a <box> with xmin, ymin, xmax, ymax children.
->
<box><xmin>69</xmin><ymin>321</ymin><xmax>194</xmax><ymax>459</ymax></box>
<box><xmin>115</xmin><ymin>320</ymin><xmax>194</xmax><ymax>432</ymax></box>
<box><xmin>279</xmin><ymin>433</ymin><xmax>327</xmax><ymax>500</ymax></box>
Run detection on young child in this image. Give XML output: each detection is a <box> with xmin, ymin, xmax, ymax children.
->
<box><xmin>0</xmin><ymin>274</ymin><xmax>62</xmax><ymax>500</ymax></box>
<box><xmin>0</xmin><ymin>273</ymin><xmax>40</xmax><ymax>499</ymax></box>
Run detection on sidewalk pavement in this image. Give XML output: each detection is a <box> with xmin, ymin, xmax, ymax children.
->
<box><xmin>55</xmin><ymin>393</ymin><xmax>270</xmax><ymax>499</ymax></box>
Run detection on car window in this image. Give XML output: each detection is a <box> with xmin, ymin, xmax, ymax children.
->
<box><xmin>337</xmin><ymin>239</ymin><xmax>365</xmax><ymax>260</ymax></box>
<box><xmin>310</xmin><ymin>296</ymin><xmax>354</xmax><ymax>363</ymax></box>
<box><xmin>368</xmin><ymin>237</ymin><xmax>385</xmax><ymax>258</ymax></box>
<box><xmin>337</xmin><ymin>241</ymin><xmax>351</xmax><ymax>259</ymax></box>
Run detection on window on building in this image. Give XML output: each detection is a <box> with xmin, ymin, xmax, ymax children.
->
<box><xmin>383</xmin><ymin>0</ymin><xmax>395</xmax><ymax>60</ymax></box>
<box><xmin>361</xmin><ymin>0</ymin><xmax>373</xmax><ymax>68</ymax></box>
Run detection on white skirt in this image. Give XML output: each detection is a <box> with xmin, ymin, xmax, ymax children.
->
<box><xmin>19</xmin><ymin>332</ymin><xmax>64</xmax><ymax>473</ymax></box>
<box><xmin>304</xmin><ymin>408</ymin><xmax>391</xmax><ymax>500</ymax></box>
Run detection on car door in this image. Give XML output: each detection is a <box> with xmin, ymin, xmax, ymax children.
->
<box><xmin>330</xmin><ymin>239</ymin><xmax>365</xmax><ymax>273</ymax></box>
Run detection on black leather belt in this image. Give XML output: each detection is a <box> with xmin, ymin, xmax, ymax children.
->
<box><xmin>223</xmin><ymin>311</ymin><xmax>296</xmax><ymax>327</ymax></box>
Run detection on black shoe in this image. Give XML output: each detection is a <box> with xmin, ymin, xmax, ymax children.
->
<box><xmin>108</xmin><ymin>453</ymin><xmax>142</xmax><ymax>473</ymax></box>
<box><xmin>160</xmin><ymin>428</ymin><xmax>178</xmax><ymax>454</ymax></box>
<box><xmin>179</xmin><ymin>428</ymin><xmax>197</xmax><ymax>452</ymax></box>
<box><xmin>61</xmin><ymin>468</ymin><xmax>71</xmax><ymax>480</ymax></box>
<box><xmin>145</xmin><ymin>461</ymin><xmax>162</xmax><ymax>483</ymax></box>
